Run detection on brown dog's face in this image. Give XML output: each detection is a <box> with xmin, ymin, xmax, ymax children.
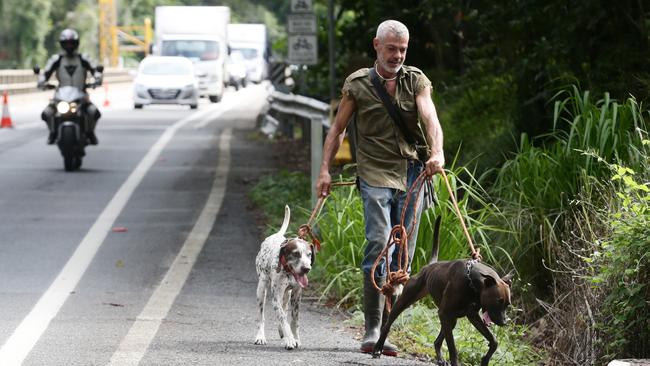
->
<box><xmin>278</xmin><ymin>238</ymin><xmax>314</xmax><ymax>288</ymax></box>
<box><xmin>479</xmin><ymin>273</ymin><xmax>513</xmax><ymax>326</ymax></box>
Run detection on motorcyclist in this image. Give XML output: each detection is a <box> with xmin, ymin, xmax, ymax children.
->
<box><xmin>39</xmin><ymin>29</ymin><xmax>103</xmax><ymax>145</ymax></box>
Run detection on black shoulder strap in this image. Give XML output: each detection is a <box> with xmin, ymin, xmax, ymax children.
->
<box><xmin>369</xmin><ymin>67</ymin><xmax>416</xmax><ymax>145</ymax></box>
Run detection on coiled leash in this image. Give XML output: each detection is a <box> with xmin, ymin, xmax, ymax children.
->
<box><xmin>369</xmin><ymin>171</ymin><xmax>428</xmax><ymax>312</ymax></box>
<box><xmin>369</xmin><ymin>169</ymin><xmax>482</xmax><ymax>312</ymax></box>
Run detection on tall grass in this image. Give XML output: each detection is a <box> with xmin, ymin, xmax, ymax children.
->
<box><xmin>489</xmin><ymin>87</ymin><xmax>649</xmax><ymax>304</ymax></box>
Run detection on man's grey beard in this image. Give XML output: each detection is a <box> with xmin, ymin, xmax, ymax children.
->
<box><xmin>377</xmin><ymin>56</ymin><xmax>403</xmax><ymax>74</ymax></box>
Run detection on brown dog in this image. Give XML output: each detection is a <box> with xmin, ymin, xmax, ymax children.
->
<box><xmin>373</xmin><ymin>218</ymin><xmax>513</xmax><ymax>365</ymax></box>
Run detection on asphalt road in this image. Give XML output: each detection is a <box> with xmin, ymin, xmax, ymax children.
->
<box><xmin>0</xmin><ymin>83</ymin><xmax>432</xmax><ymax>365</ymax></box>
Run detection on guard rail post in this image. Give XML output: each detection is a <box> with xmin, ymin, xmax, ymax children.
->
<box><xmin>261</xmin><ymin>90</ymin><xmax>330</xmax><ymax>207</ymax></box>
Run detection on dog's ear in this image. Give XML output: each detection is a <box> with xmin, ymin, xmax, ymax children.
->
<box><xmin>482</xmin><ymin>274</ymin><xmax>497</xmax><ymax>288</ymax></box>
<box><xmin>501</xmin><ymin>271</ymin><xmax>514</xmax><ymax>287</ymax></box>
<box><xmin>276</xmin><ymin>239</ymin><xmax>290</xmax><ymax>273</ymax></box>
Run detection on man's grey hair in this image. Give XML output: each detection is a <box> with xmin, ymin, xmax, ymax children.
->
<box><xmin>376</xmin><ymin>20</ymin><xmax>409</xmax><ymax>41</ymax></box>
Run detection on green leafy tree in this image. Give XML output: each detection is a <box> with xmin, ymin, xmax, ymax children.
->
<box><xmin>1</xmin><ymin>0</ymin><xmax>52</xmax><ymax>67</ymax></box>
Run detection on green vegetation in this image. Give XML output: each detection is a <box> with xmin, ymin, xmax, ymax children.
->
<box><xmin>250</xmin><ymin>84</ymin><xmax>650</xmax><ymax>364</ymax></box>
<box><xmin>250</xmin><ymin>169</ymin><xmax>311</xmax><ymax>236</ymax></box>
<box><xmin>592</xmin><ymin>164</ymin><xmax>650</xmax><ymax>361</ymax></box>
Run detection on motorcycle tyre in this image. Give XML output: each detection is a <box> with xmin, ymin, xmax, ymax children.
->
<box><xmin>60</xmin><ymin>127</ymin><xmax>78</xmax><ymax>172</ymax></box>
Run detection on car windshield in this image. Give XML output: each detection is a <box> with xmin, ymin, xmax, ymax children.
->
<box><xmin>232</xmin><ymin>48</ymin><xmax>258</xmax><ymax>60</ymax></box>
<box><xmin>161</xmin><ymin>40</ymin><xmax>220</xmax><ymax>61</ymax></box>
<box><xmin>141</xmin><ymin>61</ymin><xmax>192</xmax><ymax>76</ymax></box>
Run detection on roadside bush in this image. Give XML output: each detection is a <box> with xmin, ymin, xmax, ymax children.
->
<box><xmin>591</xmin><ymin>164</ymin><xmax>650</xmax><ymax>361</ymax></box>
<box><xmin>488</xmin><ymin>88</ymin><xmax>650</xmax><ymax>310</ymax></box>
<box><xmin>486</xmin><ymin>86</ymin><xmax>650</xmax><ymax>363</ymax></box>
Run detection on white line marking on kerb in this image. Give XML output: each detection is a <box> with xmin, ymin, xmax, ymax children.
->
<box><xmin>0</xmin><ymin>108</ymin><xmax>218</xmax><ymax>366</ymax></box>
<box><xmin>108</xmin><ymin>128</ymin><xmax>232</xmax><ymax>366</ymax></box>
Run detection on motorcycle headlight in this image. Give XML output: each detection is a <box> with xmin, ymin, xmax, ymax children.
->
<box><xmin>56</xmin><ymin>101</ymin><xmax>70</xmax><ymax>114</ymax></box>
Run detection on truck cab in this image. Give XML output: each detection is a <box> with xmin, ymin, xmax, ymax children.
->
<box><xmin>159</xmin><ymin>35</ymin><xmax>226</xmax><ymax>102</ymax></box>
<box><xmin>154</xmin><ymin>6</ymin><xmax>230</xmax><ymax>103</ymax></box>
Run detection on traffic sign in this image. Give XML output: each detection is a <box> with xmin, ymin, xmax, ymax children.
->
<box><xmin>288</xmin><ymin>14</ymin><xmax>317</xmax><ymax>34</ymax></box>
<box><xmin>291</xmin><ymin>0</ymin><xmax>313</xmax><ymax>13</ymax></box>
<box><xmin>288</xmin><ymin>35</ymin><xmax>318</xmax><ymax>65</ymax></box>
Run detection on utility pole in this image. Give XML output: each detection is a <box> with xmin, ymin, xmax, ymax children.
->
<box><xmin>327</xmin><ymin>0</ymin><xmax>335</xmax><ymax>102</ymax></box>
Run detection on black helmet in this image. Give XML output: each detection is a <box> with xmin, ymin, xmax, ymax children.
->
<box><xmin>59</xmin><ymin>29</ymin><xmax>79</xmax><ymax>55</ymax></box>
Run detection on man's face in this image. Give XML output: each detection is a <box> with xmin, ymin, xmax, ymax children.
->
<box><xmin>374</xmin><ymin>33</ymin><xmax>409</xmax><ymax>74</ymax></box>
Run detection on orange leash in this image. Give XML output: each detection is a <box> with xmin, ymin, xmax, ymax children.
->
<box><xmin>439</xmin><ymin>170</ymin><xmax>481</xmax><ymax>261</ymax></box>
<box><xmin>298</xmin><ymin>180</ymin><xmax>356</xmax><ymax>251</ymax></box>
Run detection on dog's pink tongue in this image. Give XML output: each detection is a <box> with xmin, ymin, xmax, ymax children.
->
<box><xmin>294</xmin><ymin>273</ymin><xmax>309</xmax><ymax>288</ymax></box>
<box><xmin>482</xmin><ymin>311</ymin><xmax>493</xmax><ymax>327</ymax></box>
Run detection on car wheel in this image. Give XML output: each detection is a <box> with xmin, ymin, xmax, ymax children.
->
<box><xmin>209</xmin><ymin>95</ymin><xmax>220</xmax><ymax>103</ymax></box>
<box><xmin>134</xmin><ymin>104</ymin><xmax>143</xmax><ymax>109</ymax></box>
<box><xmin>190</xmin><ymin>104</ymin><xmax>198</xmax><ymax>109</ymax></box>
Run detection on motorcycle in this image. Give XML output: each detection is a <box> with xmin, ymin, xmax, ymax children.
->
<box><xmin>33</xmin><ymin>65</ymin><xmax>103</xmax><ymax>171</ymax></box>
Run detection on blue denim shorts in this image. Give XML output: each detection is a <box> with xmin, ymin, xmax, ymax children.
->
<box><xmin>359</xmin><ymin>160</ymin><xmax>424</xmax><ymax>278</ymax></box>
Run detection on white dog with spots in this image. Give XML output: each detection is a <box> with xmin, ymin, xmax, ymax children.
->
<box><xmin>254</xmin><ymin>205</ymin><xmax>314</xmax><ymax>350</ymax></box>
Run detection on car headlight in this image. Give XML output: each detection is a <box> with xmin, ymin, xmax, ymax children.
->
<box><xmin>56</xmin><ymin>101</ymin><xmax>70</xmax><ymax>114</ymax></box>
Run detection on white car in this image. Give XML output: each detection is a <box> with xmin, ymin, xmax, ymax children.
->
<box><xmin>133</xmin><ymin>56</ymin><xmax>199</xmax><ymax>109</ymax></box>
<box><xmin>226</xmin><ymin>51</ymin><xmax>248</xmax><ymax>90</ymax></box>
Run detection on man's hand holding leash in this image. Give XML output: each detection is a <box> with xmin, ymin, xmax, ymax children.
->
<box><xmin>424</xmin><ymin>152</ymin><xmax>445</xmax><ymax>178</ymax></box>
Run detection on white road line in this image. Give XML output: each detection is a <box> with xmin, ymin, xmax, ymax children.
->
<box><xmin>108</xmin><ymin>128</ymin><xmax>232</xmax><ymax>366</ymax></box>
<box><xmin>0</xmin><ymin>107</ymin><xmax>216</xmax><ymax>366</ymax></box>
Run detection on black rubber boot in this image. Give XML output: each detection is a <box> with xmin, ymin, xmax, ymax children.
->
<box><xmin>360</xmin><ymin>274</ymin><xmax>398</xmax><ymax>356</ymax></box>
<box><xmin>86</xmin><ymin>131</ymin><xmax>98</xmax><ymax>145</ymax></box>
<box><xmin>47</xmin><ymin>131</ymin><xmax>56</xmax><ymax>145</ymax></box>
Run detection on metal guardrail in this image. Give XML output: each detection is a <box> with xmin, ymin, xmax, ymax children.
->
<box><xmin>0</xmin><ymin>68</ymin><xmax>133</xmax><ymax>94</ymax></box>
<box><xmin>260</xmin><ymin>90</ymin><xmax>330</xmax><ymax>205</ymax></box>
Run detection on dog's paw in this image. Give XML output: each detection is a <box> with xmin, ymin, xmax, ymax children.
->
<box><xmin>284</xmin><ymin>336</ymin><xmax>298</xmax><ymax>350</ymax></box>
<box><xmin>254</xmin><ymin>336</ymin><xmax>267</xmax><ymax>345</ymax></box>
<box><xmin>372</xmin><ymin>351</ymin><xmax>382</xmax><ymax>359</ymax></box>
<box><xmin>436</xmin><ymin>360</ymin><xmax>450</xmax><ymax>366</ymax></box>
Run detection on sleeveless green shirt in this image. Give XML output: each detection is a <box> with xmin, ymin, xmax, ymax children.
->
<box><xmin>342</xmin><ymin>65</ymin><xmax>431</xmax><ymax>191</ymax></box>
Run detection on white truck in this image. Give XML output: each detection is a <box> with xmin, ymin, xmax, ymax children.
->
<box><xmin>227</xmin><ymin>23</ymin><xmax>268</xmax><ymax>83</ymax></box>
<box><xmin>154</xmin><ymin>6</ymin><xmax>230</xmax><ymax>103</ymax></box>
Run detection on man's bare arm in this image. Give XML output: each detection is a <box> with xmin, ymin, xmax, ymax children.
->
<box><xmin>316</xmin><ymin>93</ymin><xmax>356</xmax><ymax>197</ymax></box>
<box><xmin>416</xmin><ymin>85</ymin><xmax>445</xmax><ymax>176</ymax></box>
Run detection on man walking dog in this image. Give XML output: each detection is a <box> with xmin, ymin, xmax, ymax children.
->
<box><xmin>316</xmin><ymin>20</ymin><xmax>445</xmax><ymax>356</ymax></box>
